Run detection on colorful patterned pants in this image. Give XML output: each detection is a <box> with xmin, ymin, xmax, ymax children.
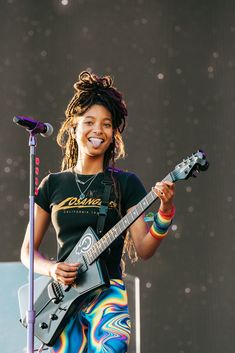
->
<box><xmin>51</xmin><ymin>279</ymin><xmax>131</xmax><ymax>353</ymax></box>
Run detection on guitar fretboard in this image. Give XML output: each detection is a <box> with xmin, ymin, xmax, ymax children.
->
<box><xmin>86</xmin><ymin>173</ymin><xmax>172</xmax><ymax>265</ymax></box>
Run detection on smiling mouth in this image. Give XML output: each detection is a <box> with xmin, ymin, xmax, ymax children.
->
<box><xmin>88</xmin><ymin>137</ymin><xmax>104</xmax><ymax>148</ymax></box>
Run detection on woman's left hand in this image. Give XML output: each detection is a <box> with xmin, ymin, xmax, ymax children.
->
<box><xmin>153</xmin><ymin>181</ymin><xmax>175</xmax><ymax>213</ymax></box>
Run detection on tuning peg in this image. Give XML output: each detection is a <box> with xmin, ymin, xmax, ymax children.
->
<box><xmin>192</xmin><ymin>169</ymin><xmax>200</xmax><ymax>177</ymax></box>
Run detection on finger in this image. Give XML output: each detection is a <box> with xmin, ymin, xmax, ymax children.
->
<box><xmin>161</xmin><ymin>193</ymin><xmax>174</xmax><ymax>204</ymax></box>
<box><xmin>56</xmin><ymin>269</ymin><xmax>78</xmax><ymax>278</ymax></box>
<box><xmin>68</xmin><ymin>262</ymin><xmax>81</xmax><ymax>267</ymax></box>
<box><xmin>154</xmin><ymin>182</ymin><xmax>170</xmax><ymax>194</ymax></box>
<box><xmin>162</xmin><ymin>181</ymin><xmax>175</xmax><ymax>189</ymax></box>
<box><xmin>155</xmin><ymin>185</ymin><xmax>171</xmax><ymax>197</ymax></box>
<box><xmin>58</xmin><ymin>263</ymin><xmax>80</xmax><ymax>272</ymax></box>
<box><xmin>58</xmin><ymin>269</ymin><xmax>78</xmax><ymax>278</ymax></box>
<box><xmin>57</xmin><ymin>276</ymin><xmax>77</xmax><ymax>285</ymax></box>
<box><xmin>66</xmin><ymin>262</ymin><xmax>81</xmax><ymax>270</ymax></box>
<box><xmin>152</xmin><ymin>187</ymin><xmax>163</xmax><ymax>197</ymax></box>
<box><xmin>161</xmin><ymin>187</ymin><xmax>173</xmax><ymax>199</ymax></box>
<box><xmin>55</xmin><ymin>265</ymin><xmax>78</xmax><ymax>277</ymax></box>
<box><xmin>159</xmin><ymin>186</ymin><xmax>173</xmax><ymax>199</ymax></box>
<box><xmin>161</xmin><ymin>183</ymin><xmax>175</xmax><ymax>194</ymax></box>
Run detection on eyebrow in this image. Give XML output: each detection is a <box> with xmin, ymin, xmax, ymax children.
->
<box><xmin>84</xmin><ymin>116</ymin><xmax>112</xmax><ymax>121</ymax></box>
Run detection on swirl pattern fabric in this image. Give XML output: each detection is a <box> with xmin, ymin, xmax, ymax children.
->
<box><xmin>51</xmin><ymin>279</ymin><xmax>131</xmax><ymax>353</ymax></box>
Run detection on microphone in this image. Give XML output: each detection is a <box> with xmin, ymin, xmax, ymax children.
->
<box><xmin>13</xmin><ymin>115</ymin><xmax>53</xmax><ymax>137</ymax></box>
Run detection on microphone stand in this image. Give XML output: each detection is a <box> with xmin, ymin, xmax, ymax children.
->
<box><xmin>27</xmin><ymin>131</ymin><xmax>37</xmax><ymax>353</ymax></box>
<box><xmin>26</xmin><ymin>125</ymin><xmax>46</xmax><ymax>353</ymax></box>
<box><xmin>13</xmin><ymin>117</ymin><xmax>52</xmax><ymax>353</ymax></box>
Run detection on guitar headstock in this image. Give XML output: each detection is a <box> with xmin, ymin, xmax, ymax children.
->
<box><xmin>170</xmin><ymin>150</ymin><xmax>209</xmax><ymax>182</ymax></box>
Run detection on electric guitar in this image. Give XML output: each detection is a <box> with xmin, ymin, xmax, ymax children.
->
<box><xmin>18</xmin><ymin>150</ymin><xmax>209</xmax><ymax>346</ymax></box>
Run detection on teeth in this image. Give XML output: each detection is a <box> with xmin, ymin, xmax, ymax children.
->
<box><xmin>89</xmin><ymin>138</ymin><xmax>103</xmax><ymax>148</ymax></box>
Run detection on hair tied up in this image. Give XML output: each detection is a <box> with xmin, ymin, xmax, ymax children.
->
<box><xmin>73</xmin><ymin>71</ymin><xmax>113</xmax><ymax>94</ymax></box>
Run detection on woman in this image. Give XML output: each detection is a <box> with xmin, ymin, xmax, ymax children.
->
<box><xmin>21</xmin><ymin>71</ymin><xmax>175</xmax><ymax>353</ymax></box>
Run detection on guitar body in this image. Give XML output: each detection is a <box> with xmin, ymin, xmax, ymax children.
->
<box><xmin>18</xmin><ymin>227</ymin><xmax>110</xmax><ymax>346</ymax></box>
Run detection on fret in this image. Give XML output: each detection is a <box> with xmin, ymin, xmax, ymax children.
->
<box><xmin>98</xmin><ymin>241</ymin><xmax>105</xmax><ymax>252</ymax></box>
<box><xmin>129</xmin><ymin>211</ymin><xmax>135</xmax><ymax>221</ymax></box>
<box><xmin>101</xmin><ymin>236</ymin><xmax>108</xmax><ymax>249</ymax></box>
<box><xmin>149</xmin><ymin>190</ymin><xmax>157</xmax><ymax>201</ymax></box>
<box><xmin>88</xmin><ymin>250</ymin><xmax>95</xmax><ymax>263</ymax></box>
<box><xmin>115</xmin><ymin>223</ymin><xmax>122</xmax><ymax>235</ymax></box>
<box><xmin>90</xmin><ymin>245</ymin><xmax>97</xmax><ymax>257</ymax></box>
<box><xmin>106</xmin><ymin>232</ymin><xmax>112</xmax><ymax>244</ymax></box>
<box><xmin>109</xmin><ymin>228</ymin><xmax>115</xmax><ymax>239</ymax></box>
<box><xmin>94</xmin><ymin>243</ymin><xmax>101</xmax><ymax>254</ymax></box>
<box><xmin>136</xmin><ymin>203</ymin><xmax>143</xmax><ymax>214</ymax></box>
<box><xmin>111</xmin><ymin>229</ymin><xmax>117</xmax><ymax>240</ymax></box>
<box><xmin>93</xmin><ymin>244</ymin><xmax>99</xmax><ymax>257</ymax></box>
<box><xmin>107</xmin><ymin>232</ymin><xmax>113</xmax><ymax>243</ymax></box>
<box><xmin>88</xmin><ymin>252</ymin><xmax>94</xmax><ymax>263</ymax></box>
<box><xmin>112</xmin><ymin>225</ymin><xmax>118</xmax><ymax>235</ymax></box>
<box><xmin>122</xmin><ymin>221</ymin><xmax>127</xmax><ymax>232</ymax></box>
<box><xmin>106</xmin><ymin>231</ymin><xmax>116</xmax><ymax>245</ymax></box>
<box><xmin>91</xmin><ymin>253</ymin><xmax>96</xmax><ymax>263</ymax></box>
<box><xmin>98</xmin><ymin>241</ymin><xmax>104</xmax><ymax>249</ymax></box>
<box><xmin>132</xmin><ymin>209</ymin><xmax>138</xmax><ymax>218</ymax></box>
<box><xmin>111</xmin><ymin>227</ymin><xmax>118</xmax><ymax>238</ymax></box>
<box><xmin>122</xmin><ymin>217</ymin><xmax>129</xmax><ymax>227</ymax></box>
<box><xmin>141</xmin><ymin>199</ymin><xmax>147</xmax><ymax>208</ymax></box>
<box><xmin>127</xmin><ymin>212</ymin><xmax>134</xmax><ymax>222</ymax></box>
<box><xmin>90</xmin><ymin>247</ymin><xmax>96</xmax><ymax>258</ymax></box>
<box><xmin>101</xmin><ymin>237</ymin><xmax>109</xmax><ymax>248</ymax></box>
<box><xmin>116</xmin><ymin>221</ymin><xmax>124</xmax><ymax>234</ymax></box>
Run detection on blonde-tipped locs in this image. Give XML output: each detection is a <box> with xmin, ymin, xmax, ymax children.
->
<box><xmin>57</xmin><ymin>71</ymin><xmax>127</xmax><ymax>171</ymax></box>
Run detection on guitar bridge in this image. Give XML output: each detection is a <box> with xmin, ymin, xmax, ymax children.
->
<box><xmin>48</xmin><ymin>282</ymin><xmax>64</xmax><ymax>304</ymax></box>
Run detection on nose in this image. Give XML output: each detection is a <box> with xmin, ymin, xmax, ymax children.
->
<box><xmin>92</xmin><ymin>122</ymin><xmax>103</xmax><ymax>135</ymax></box>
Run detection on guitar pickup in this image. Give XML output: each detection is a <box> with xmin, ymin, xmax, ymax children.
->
<box><xmin>76</xmin><ymin>256</ymin><xmax>88</xmax><ymax>275</ymax></box>
<box><xmin>48</xmin><ymin>282</ymin><xmax>64</xmax><ymax>304</ymax></box>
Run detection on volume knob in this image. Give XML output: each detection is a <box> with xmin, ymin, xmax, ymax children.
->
<box><xmin>39</xmin><ymin>322</ymin><xmax>48</xmax><ymax>329</ymax></box>
<box><xmin>49</xmin><ymin>314</ymin><xmax>58</xmax><ymax>320</ymax></box>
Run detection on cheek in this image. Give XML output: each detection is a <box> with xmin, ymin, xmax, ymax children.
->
<box><xmin>75</xmin><ymin>126</ymin><xmax>87</xmax><ymax>141</ymax></box>
<box><xmin>107</xmin><ymin>129</ymin><xmax>114</xmax><ymax>140</ymax></box>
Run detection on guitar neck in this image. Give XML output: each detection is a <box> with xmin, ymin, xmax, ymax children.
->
<box><xmin>86</xmin><ymin>173</ymin><xmax>174</xmax><ymax>265</ymax></box>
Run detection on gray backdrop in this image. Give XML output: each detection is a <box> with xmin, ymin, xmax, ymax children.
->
<box><xmin>0</xmin><ymin>1</ymin><xmax>235</xmax><ymax>352</ymax></box>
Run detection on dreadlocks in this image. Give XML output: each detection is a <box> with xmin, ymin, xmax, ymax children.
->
<box><xmin>57</xmin><ymin>71</ymin><xmax>138</xmax><ymax>267</ymax></box>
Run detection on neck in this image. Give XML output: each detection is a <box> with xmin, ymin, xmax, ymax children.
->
<box><xmin>75</xmin><ymin>154</ymin><xmax>105</xmax><ymax>175</ymax></box>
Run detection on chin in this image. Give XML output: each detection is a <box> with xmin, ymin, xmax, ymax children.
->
<box><xmin>87</xmin><ymin>149</ymin><xmax>105</xmax><ymax>157</ymax></box>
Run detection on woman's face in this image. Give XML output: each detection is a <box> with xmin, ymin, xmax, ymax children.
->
<box><xmin>74</xmin><ymin>104</ymin><xmax>113</xmax><ymax>158</ymax></box>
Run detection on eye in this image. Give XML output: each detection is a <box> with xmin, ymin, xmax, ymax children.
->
<box><xmin>104</xmin><ymin>122</ymin><xmax>112</xmax><ymax>128</ymax></box>
<box><xmin>85</xmin><ymin>120</ymin><xmax>93</xmax><ymax>126</ymax></box>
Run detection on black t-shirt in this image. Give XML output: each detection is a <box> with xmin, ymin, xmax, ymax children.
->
<box><xmin>35</xmin><ymin>169</ymin><xmax>147</xmax><ymax>279</ymax></box>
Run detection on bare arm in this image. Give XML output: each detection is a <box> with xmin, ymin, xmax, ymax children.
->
<box><xmin>128</xmin><ymin>181</ymin><xmax>175</xmax><ymax>260</ymax></box>
<box><xmin>20</xmin><ymin>204</ymin><xmax>79</xmax><ymax>285</ymax></box>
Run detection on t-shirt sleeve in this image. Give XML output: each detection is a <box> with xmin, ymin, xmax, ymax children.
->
<box><xmin>121</xmin><ymin>172</ymin><xmax>147</xmax><ymax>211</ymax></box>
<box><xmin>35</xmin><ymin>174</ymin><xmax>51</xmax><ymax>214</ymax></box>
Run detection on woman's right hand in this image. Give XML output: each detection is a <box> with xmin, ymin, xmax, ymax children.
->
<box><xmin>49</xmin><ymin>262</ymin><xmax>80</xmax><ymax>285</ymax></box>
